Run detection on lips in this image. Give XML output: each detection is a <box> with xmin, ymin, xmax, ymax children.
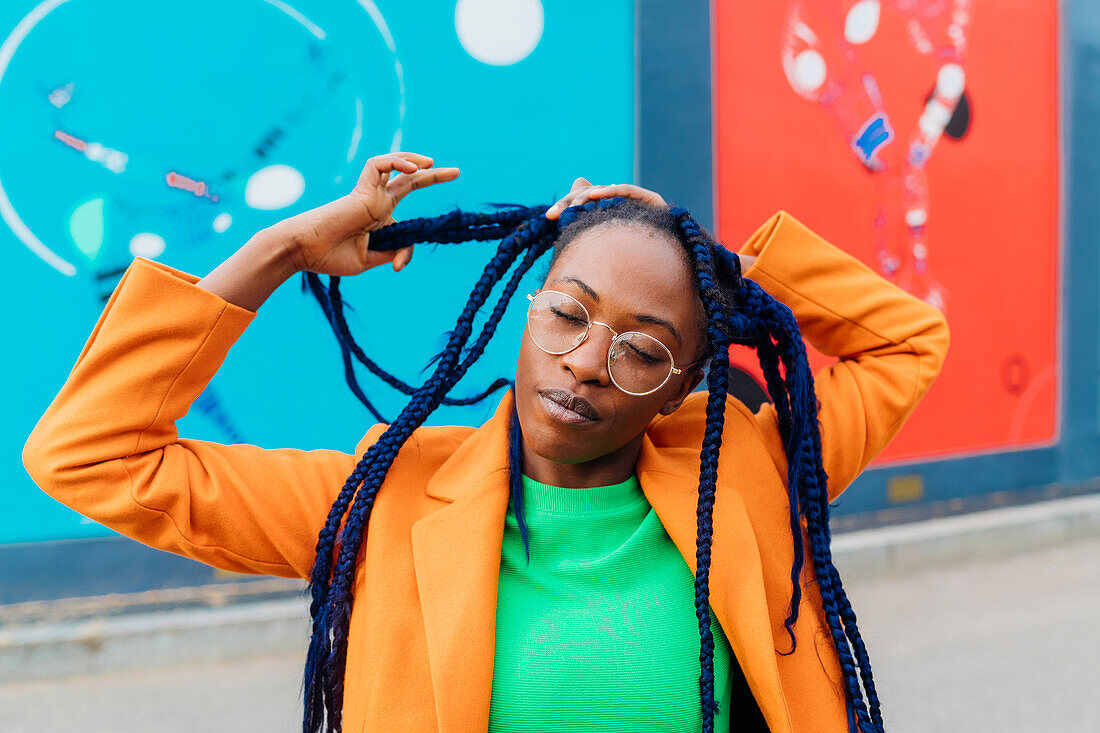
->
<box><xmin>539</xmin><ymin>388</ymin><xmax>601</xmax><ymax>421</ymax></box>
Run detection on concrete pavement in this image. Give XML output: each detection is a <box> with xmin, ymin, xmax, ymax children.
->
<box><xmin>2</xmin><ymin>535</ymin><xmax>1097</xmax><ymax>731</ymax></box>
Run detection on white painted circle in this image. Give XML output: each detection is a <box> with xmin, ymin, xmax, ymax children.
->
<box><xmin>213</xmin><ymin>212</ymin><xmax>233</xmax><ymax>233</ymax></box>
<box><xmin>791</xmin><ymin>50</ymin><xmax>827</xmax><ymax>93</ymax></box>
<box><xmin>844</xmin><ymin>0</ymin><xmax>881</xmax><ymax>45</ymax></box>
<box><xmin>937</xmin><ymin>63</ymin><xmax>966</xmax><ymax>97</ymax></box>
<box><xmin>245</xmin><ymin>164</ymin><xmax>305</xmax><ymax>210</ymax></box>
<box><xmin>104</xmin><ymin>150</ymin><xmax>127</xmax><ymax>173</ymax></box>
<box><xmin>455</xmin><ymin>0</ymin><xmax>543</xmax><ymax>66</ymax></box>
<box><xmin>129</xmin><ymin>232</ymin><xmax>166</xmax><ymax>258</ymax></box>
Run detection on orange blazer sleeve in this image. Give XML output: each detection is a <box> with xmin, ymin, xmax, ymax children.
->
<box><xmin>21</xmin><ymin>257</ymin><xmax>386</xmax><ymax>579</ymax></box>
<box><xmin>734</xmin><ymin>211</ymin><xmax>950</xmax><ymax>502</ymax></box>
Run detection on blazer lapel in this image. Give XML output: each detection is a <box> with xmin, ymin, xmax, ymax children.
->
<box><xmin>411</xmin><ymin>390</ymin><xmax>792</xmax><ymax>733</ymax></box>
<box><xmin>411</xmin><ymin>390</ymin><xmax>514</xmax><ymax>732</ymax></box>
<box><xmin>637</xmin><ymin>434</ymin><xmax>794</xmax><ymax>733</ymax></box>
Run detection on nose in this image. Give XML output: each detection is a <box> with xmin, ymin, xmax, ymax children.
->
<box><xmin>560</xmin><ymin>322</ymin><xmax>614</xmax><ymax>386</ymax></box>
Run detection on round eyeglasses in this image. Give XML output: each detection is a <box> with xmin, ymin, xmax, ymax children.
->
<box><xmin>525</xmin><ymin>289</ymin><xmax>699</xmax><ymax>396</ymax></box>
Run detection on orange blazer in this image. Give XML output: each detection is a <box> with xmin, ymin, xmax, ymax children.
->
<box><xmin>23</xmin><ymin>211</ymin><xmax>949</xmax><ymax>732</ymax></box>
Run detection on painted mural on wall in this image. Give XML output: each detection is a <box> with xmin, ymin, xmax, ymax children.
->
<box><xmin>5</xmin><ymin>0</ymin><xmax>634</xmax><ymax>543</ymax></box>
<box><xmin>714</xmin><ymin>0</ymin><xmax>1059</xmax><ymax>463</ymax></box>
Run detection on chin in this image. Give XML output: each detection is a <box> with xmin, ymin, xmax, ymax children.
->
<box><xmin>524</xmin><ymin>430</ymin><xmax>593</xmax><ymax>465</ymax></box>
<box><xmin>517</xmin><ymin>395</ymin><xmax>604</xmax><ymax>465</ymax></box>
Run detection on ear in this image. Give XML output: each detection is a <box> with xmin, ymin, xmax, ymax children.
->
<box><xmin>658</xmin><ymin>365</ymin><xmax>706</xmax><ymax>415</ymax></box>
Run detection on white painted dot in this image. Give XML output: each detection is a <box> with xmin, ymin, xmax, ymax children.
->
<box><xmin>936</xmin><ymin>63</ymin><xmax>966</xmax><ymax>98</ymax></box>
<box><xmin>925</xmin><ymin>289</ymin><xmax>945</xmax><ymax>311</ymax></box>
<box><xmin>213</xmin><ymin>212</ymin><xmax>233</xmax><ymax>233</ymax></box>
<box><xmin>455</xmin><ymin>0</ymin><xmax>543</xmax><ymax>66</ymax></box>
<box><xmin>905</xmin><ymin>209</ymin><xmax>928</xmax><ymax>227</ymax></box>
<box><xmin>844</xmin><ymin>0</ymin><xmax>880</xmax><ymax>44</ymax></box>
<box><xmin>245</xmin><ymin>164</ymin><xmax>305</xmax><ymax>210</ymax></box>
<box><xmin>791</xmin><ymin>50</ymin><xmax>827</xmax><ymax>93</ymax></box>
<box><xmin>129</xmin><ymin>232</ymin><xmax>166</xmax><ymax>259</ymax></box>
<box><xmin>104</xmin><ymin>150</ymin><xmax>127</xmax><ymax>174</ymax></box>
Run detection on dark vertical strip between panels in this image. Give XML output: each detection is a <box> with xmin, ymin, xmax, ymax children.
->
<box><xmin>636</xmin><ymin>0</ymin><xmax>715</xmax><ymax>232</ymax></box>
<box><xmin>1062</xmin><ymin>0</ymin><xmax>1100</xmax><ymax>458</ymax></box>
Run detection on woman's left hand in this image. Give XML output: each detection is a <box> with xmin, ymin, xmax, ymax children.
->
<box><xmin>544</xmin><ymin>178</ymin><xmax>667</xmax><ymax>220</ymax></box>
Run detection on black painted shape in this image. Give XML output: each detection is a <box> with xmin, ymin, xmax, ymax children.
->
<box><xmin>922</xmin><ymin>86</ymin><xmax>972</xmax><ymax>140</ymax></box>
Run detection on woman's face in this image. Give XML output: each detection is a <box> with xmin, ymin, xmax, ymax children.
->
<box><xmin>514</xmin><ymin>222</ymin><xmax>706</xmax><ymax>466</ymax></box>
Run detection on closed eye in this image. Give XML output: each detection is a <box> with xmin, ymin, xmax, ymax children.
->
<box><xmin>624</xmin><ymin>340</ymin><xmax>661</xmax><ymax>363</ymax></box>
<box><xmin>550</xmin><ymin>306</ymin><xmax>586</xmax><ymax>324</ymax></box>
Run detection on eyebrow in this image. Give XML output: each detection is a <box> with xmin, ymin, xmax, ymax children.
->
<box><xmin>557</xmin><ymin>276</ymin><xmax>600</xmax><ymax>302</ymax></box>
<box><xmin>551</xmin><ymin>276</ymin><xmax>684</xmax><ymax>347</ymax></box>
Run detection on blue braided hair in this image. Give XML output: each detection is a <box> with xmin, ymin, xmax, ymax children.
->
<box><xmin>299</xmin><ymin>198</ymin><xmax>884</xmax><ymax>733</ymax></box>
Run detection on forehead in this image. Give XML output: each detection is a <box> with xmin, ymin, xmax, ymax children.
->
<box><xmin>544</xmin><ymin>223</ymin><xmax>697</xmax><ymax>328</ymax></box>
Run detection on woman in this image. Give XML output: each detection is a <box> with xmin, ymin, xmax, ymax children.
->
<box><xmin>23</xmin><ymin>152</ymin><xmax>949</xmax><ymax>732</ymax></box>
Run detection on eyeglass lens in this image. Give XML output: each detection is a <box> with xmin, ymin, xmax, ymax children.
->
<box><xmin>526</xmin><ymin>291</ymin><xmax>674</xmax><ymax>394</ymax></box>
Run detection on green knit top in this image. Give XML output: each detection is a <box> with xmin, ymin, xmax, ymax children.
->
<box><xmin>488</xmin><ymin>473</ymin><xmax>734</xmax><ymax>731</ymax></box>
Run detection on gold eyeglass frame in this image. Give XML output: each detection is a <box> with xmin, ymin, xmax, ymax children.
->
<box><xmin>525</xmin><ymin>289</ymin><xmax>701</xmax><ymax>396</ymax></box>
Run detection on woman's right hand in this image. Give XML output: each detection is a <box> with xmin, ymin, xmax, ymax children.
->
<box><xmin>276</xmin><ymin>152</ymin><xmax>460</xmax><ymax>276</ymax></box>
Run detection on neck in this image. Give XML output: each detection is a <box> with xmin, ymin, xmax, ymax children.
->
<box><xmin>519</xmin><ymin>432</ymin><xmax>644</xmax><ymax>488</ymax></box>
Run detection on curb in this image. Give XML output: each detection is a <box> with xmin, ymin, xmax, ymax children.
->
<box><xmin>3</xmin><ymin>493</ymin><xmax>1100</xmax><ymax>683</ymax></box>
<box><xmin>0</xmin><ymin>597</ymin><xmax>310</xmax><ymax>684</ymax></box>
<box><xmin>831</xmin><ymin>492</ymin><xmax>1100</xmax><ymax>581</ymax></box>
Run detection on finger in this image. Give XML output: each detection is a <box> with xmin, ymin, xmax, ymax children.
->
<box><xmin>585</xmin><ymin>184</ymin><xmax>637</xmax><ymax>202</ymax></box>
<box><xmin>358</xmin><ymin>214</ymin><xmax>396</xmax><ymax>263</ymax></box>
<box><xmin>392</xmin><ymin>245</ymin><xmax>414</xmax><ymax>272</ymax></box>
<box><xmin>587</xmin><ymin>183</ymin><xmax>667</xmax><ymax>206</ymax></box>
<box><xmin>361</xmin><ymin>215</ymin><xmax>397</xmax><ymax>258</ymax></box>
<box><xmin>391</xmin><ymin>151</ymin><xmax>435</xmax><ymax>169</ymax></box>
<box><xmin>546</xmin><ymin>192</ymin><xmax>587</xmax><ymax>219</ymax></box>
<box><xmin>357</xmin><ymin>153</ymin><xmax>428</xmax><ymax>191</ymax></box>
<box><xmin>386</xmin><ymin>167</ymin><xmax>460</xmax><ymax>203</ymax></box>
<box><xmin>586</xmin><ymin>184</ymin><xmax>625</xmax><ymax>197</ymax></box>
<box><xmin>569</xmin><ymin>176</ymin><xmax>592</xmax><ymax>193</ymax></box>
<box><xmin>546</xmin><ymin>177</ymin><xmax>596</xmax><ymax>219</ymax></box>
<box><xmin>385</xmin><ymin>153</ymin><xmax>439</xmax><ymax>186</ymax></box>
<box><xmin>375</xmin><ymin>153</ymin><xmax>421</xmax><ymax>177</ymax></box>
<box><xmin>568</xmin><ymin>186</ymin><xmax>604</xmax><ymax>208</ymax></box>
<box><xmin>548</xmin><ymin>195</ymin><xmax>595</xmax><ymax>219</ymax></box>
<box><xmin>545</xmin><ymin>196</ymin><xmax>572</xmax><ymax>219</ymax></box>
<box><xmin>590</xmin><ymin>184</ymin><xmax>649</xmax><ymax>198</ymax></box>
<box><xmin>358</xmin><ymin>230</ymin><xmax>396</xmax><ymax>268</ymax></box>
<box><xmin>554</xmin><ymin>185</ymin><xmax>625</xmax><ymax>216</ymax></box>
